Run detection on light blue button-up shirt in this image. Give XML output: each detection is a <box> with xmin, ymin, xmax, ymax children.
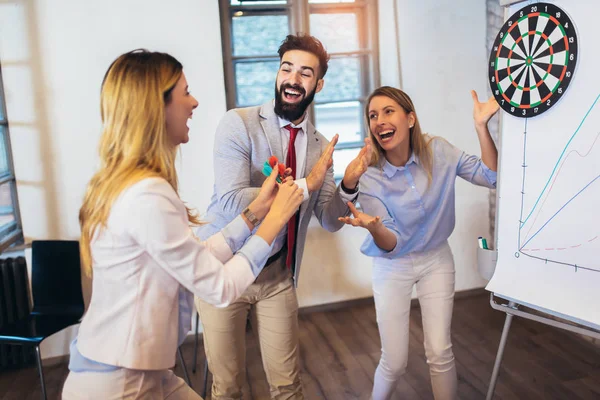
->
<box><xmin>359</xmin><ymin>137</ymin><xmax>497</xmax><ymax>258</ymax></box>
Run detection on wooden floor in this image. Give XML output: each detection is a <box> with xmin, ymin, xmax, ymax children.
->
<box><xmin>1</xmin><ymin>293</ymin><xmax>600</xmax><ymax>399</ymax></box>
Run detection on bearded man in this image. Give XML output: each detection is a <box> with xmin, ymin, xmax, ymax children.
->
<box><xmin>195</xmin><ymin>34</ymin><xmax>371</xmax><ymax>400</ymax></box>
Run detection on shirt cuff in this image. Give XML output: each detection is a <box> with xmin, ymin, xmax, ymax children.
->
<box><xmin>339</xmin><ymin>183</ymin><xmax>359</xmax><ymax>203</ymax></box>
<box><xmin>237</xmin><ymin>235</ymin><xmax>272</xmax><ymax>277</ymax></box>
<box><xmin>359</xmin><ymin>225</ymin><xmax>401</xmax><ymax>258</ymax></box>
<box><xmin>360</xmin><ymin>238</ymin><xmax>396</xmax><ymax>258</ymax></box>
<box><xmin>220</xmin><ymin>215</ymin><xmax>252</xmax><ymax>254</ymax></box>
<box><xmin>295</xmin><ymin>178</ymin><xmax>310</xmax><ymax>202</ymax></box>
<box><xmin>481</xmin><ymin>163</ymin><xmax>498</xmax><ymax>188</ymax></box>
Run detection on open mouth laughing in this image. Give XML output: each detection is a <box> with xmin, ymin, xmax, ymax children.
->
<box><xmin>377</xmin><ymin>129</ymin><xmax>395</xmax><ymax>142</ymax></box>
<box><xmin>281</xmin><ymin>85</ymin><xmax>305</xmax><ymax>104</ymax></box>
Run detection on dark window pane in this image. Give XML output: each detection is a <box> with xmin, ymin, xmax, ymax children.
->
<box><xmin>332</xmin><ymin>147</ymin><xmax>361</xmax><ymax>179</ymax></box>
<box><xmin>316</xmin><ymin>57</ymin><xmax>361</xmax><ymax>103</ymax></box>
<box><xmin>0</xmin><ymin>126</ymin><xmax>11</xmax><ymax>177</ymax></box>
<box><xmin>0</xmin><ymin>182</ymin><xmax>16</xmax><ymax>233</ymax></box>
<box><xmin>232</xmin><ymin>14</ymin><xmax>289</xmax><ymax>57</ymax></box>
<box><xmin>315</xmin><ymin>101</ymin><xmax>362</xmax><ymax>144</ymax></box>
<box><xmin>235</xmin><ymin>61</ymin><xmax>279</xmax><ymax>107</ymax></box>
<box><xmin>310</xmin><ymin>13</ymin><xmax>359</xmax><ymax>53</ymax></box>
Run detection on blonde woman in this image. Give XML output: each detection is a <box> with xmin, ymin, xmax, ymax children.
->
<box><xmin>339</xmin><ymin>86</ymin><xmax>499</xmax><ymax>400</ymax></box>
<box><xmin>61</xmin><ymin>50</ymin><xmax>304</xmax><ymax>399</ymax></box>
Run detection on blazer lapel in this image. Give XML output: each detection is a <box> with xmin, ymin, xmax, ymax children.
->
<box><xmin>300</xmin><ymin>120</ymin><xmax>321</xmax><ymax>216</ymax></box>
<box><xmin>259</xmin><ymin>102</ymin><xmax>284</xmax><ymax>161</ymax></box>
<box><xmin>304</xmin><ymin>120</ymin><xmax>321</xmax><ymax>176</ymax></box>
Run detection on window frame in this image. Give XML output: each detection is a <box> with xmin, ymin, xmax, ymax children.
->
<box><xmin>0</xmin><ymin>63</ymin><xmax>24</xmax><ymax>253</ymax></box>
<box><xmin>219</xmin><ymin>0</ymin><xmax>380</xmax><ymax>154</ymax></box>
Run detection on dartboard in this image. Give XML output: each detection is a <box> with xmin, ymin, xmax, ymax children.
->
<box><xmin>489</xmin><ymin>3</ymin><xmax>578</xmax><ymax>118</ymax></box>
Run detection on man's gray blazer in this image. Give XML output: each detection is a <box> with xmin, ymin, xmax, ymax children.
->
<box><xmin>196</xmin><ymin>101</ymin><xmax>352</xmax><ymax>285</ymax></box>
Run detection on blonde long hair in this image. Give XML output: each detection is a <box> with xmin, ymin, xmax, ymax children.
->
<box><xmin>365</xmin><ymin>86</ymin><xmax>434</xmax><ymax>185</ymax></box>
<box><xmin>79</xmin><ymin>49</ymin><xmax>200</xmax><ymax>275</ymax></box>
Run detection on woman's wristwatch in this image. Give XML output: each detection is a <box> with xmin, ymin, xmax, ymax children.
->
<box><xmin>243</xmin><ymin>207</ymin><xmax>259</xmax><ymax>228</ymax></box>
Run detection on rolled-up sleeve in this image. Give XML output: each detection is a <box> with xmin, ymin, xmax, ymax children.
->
<box><xmin>358</xmin><ymin>193</ymin><xmax>404</xmax><ymax>258</ymax></box>
<box><xmin>456</xmin><ymin>152</ymin><xmax>497</xmax><ymax>188</ymax></box>
<box><xmin>236</xmin><ymin>236</ymin><xmax>272</xmax><ymax>277</ymax></box>
<box><xmin>215</xmin><ymin>215</ymin><xmax>251</xmax><ymax>254</ymax></box>
<box><xmin>440</xmin><ymin>139</ymin><xmax>496</xmax><ymax>189</ymax></box>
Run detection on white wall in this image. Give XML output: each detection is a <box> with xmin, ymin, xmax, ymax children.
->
<box><xmin>0</xmin><ymin>0</ymin><xmax>225</xmax><ymax>359</ymax></box>
<box><xmin>0</xmin><ymin>0</ymin><xmax>493</xmax><ymax>358</ymax></box>
<box><xmin>298</xmin><ymin>0</ymin><xmax>494</xmax><ymax>306</ymax></box>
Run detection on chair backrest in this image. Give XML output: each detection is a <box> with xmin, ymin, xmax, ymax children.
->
<box><xmin>31</xmin><ymin>240</ymin><xmax>84</xmax><ymax>317</ymax></box>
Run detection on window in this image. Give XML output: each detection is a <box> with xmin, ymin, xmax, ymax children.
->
<box><xmin>0</xmin><ymin>63</ymin><xmax>24</xmax><ymax>252</ymax></box>
<box><xmin>220</xmin><ymin>0</ymin><xmax>379</xmax><ymax>178</ymax></box>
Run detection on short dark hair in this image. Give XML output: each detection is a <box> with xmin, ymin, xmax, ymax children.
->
<box><xmin>277</xmin><ymin>34</ymin><xmax>330</xmax><ymax>79</ymax></box>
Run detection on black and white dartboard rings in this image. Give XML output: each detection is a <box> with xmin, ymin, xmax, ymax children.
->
<box><xmin>489</xmin><ymin>3</ymin><xmax>578</xmax><ymax>118</ymax></box>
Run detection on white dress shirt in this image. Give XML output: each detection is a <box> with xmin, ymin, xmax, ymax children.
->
<box><xmin>270</xmin><ymin>114</ymin><xmax>357</xmax><ymax>257</ymax></box>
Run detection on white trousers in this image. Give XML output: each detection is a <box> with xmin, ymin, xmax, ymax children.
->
<box><xmin>371</xmin><ymin>241</ymin><xmax>457</xmax><ymax>400</ymax></box>
<box><xmin>62</xmin><ymin>368</ymin><xmax>202</xmax><ymax>400</ymax></box>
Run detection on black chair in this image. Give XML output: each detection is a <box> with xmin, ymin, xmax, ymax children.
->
<box><xmin>192</xmin><ymin>311</ymin><xmax>210</xmax><ymax>398</ymax></box>
<box><xmin>0</xmin><ymin>241</ymin><xmax>193</xmax><ymax>399</ymax></box>
<box><xmin>0</xmin><ymin>240</ymin><xmax>84</xmax><ymax>400</ymax></box>
<box><xmin>177</xmin><ymin>346</ymin><xmax>192</xmax><ymax>389</ymax></box>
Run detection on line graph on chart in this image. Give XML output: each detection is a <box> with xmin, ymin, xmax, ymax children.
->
<box><xmin>516</xmin><ymin>93</ymin><xmax>600</xmax><ymax>272</ymax></box>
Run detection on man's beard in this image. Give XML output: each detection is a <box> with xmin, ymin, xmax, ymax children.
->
<box><xmin>274</xmin><ymin>83</ymin><xmax>317</xmax><ymax>122</ymax></box>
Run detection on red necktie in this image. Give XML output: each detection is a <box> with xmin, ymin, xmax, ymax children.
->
<box><xmin>283</xmin><ymin>124</ymin><xmax>300</xmax><ymax>269</ymax></box>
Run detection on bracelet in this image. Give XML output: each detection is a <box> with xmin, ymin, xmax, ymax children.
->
<box><xmin>341</xmin><ymin>180</ymin><xmax>359</xmax><ymax>194</ymax></box>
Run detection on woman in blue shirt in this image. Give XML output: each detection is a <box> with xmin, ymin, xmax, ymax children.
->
<box><xmin>339</xmin><ymin>86</ymin><xmax>499</xmax><ymax>400</ymax></box>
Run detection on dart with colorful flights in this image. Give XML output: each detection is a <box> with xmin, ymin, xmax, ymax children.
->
<box><xmin>261</xmin><ymin>156</ymin><xmax>287</xmax><ymax>183</ymax></box>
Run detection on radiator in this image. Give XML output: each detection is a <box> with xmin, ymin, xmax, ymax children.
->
<box><xmin>0</xmin><ymin>256</ymin><xmax>35</xmax><ymax>370</ymax></box>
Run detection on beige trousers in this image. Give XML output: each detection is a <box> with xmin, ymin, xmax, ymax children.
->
<box><xmin>195</xmin><ymin>251</ymin><xmax>303</xmax><ymax>400</ymax></box>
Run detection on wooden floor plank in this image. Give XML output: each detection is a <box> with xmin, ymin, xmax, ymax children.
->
<box><xmin>2</xmin><ymin>294</ymin><xmax>600</xmax><ymax>400</ymax></box>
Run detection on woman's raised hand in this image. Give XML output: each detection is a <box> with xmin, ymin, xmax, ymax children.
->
<box><xmin>338</xmin><ymin>202</ymin><xmax>383</xmax><ymax>232</ymax></box>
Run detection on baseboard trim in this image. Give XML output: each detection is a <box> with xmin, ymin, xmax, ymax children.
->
<box><xmin>454</xmin><ymin>287</ymin><xmax>487</xmax><ymax>300</ymax></box>
<box><xmin>299</xmin><ymin>296</ymin><xmax>375</xmax><ymax>315</ymax></box>
<box><xmin>299</xmin><ymin>287</ymin><xmax>487</xmax><ymax>315</ymax></box>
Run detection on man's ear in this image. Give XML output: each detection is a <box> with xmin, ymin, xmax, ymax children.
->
<box><xmin>315</xmin><ymin>78</ymin><xmax>324</xmax><ymax>94</ymax></box>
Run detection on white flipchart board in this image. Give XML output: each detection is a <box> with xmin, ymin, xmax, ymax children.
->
<box><xmin>486</xmin><ymin>0</ymin><xmax>600</xmax><ymax>330</ymax></box>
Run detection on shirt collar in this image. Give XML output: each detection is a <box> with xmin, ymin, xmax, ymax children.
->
<box><xmin>382</xmin><ymin>152</ymin><xmax>419</xmax><ymax>178</ymax></box>
<box><xmin>278</xmin><ymin>116</ymin><xmax>308</xmax><ymax>134</ymax></box>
